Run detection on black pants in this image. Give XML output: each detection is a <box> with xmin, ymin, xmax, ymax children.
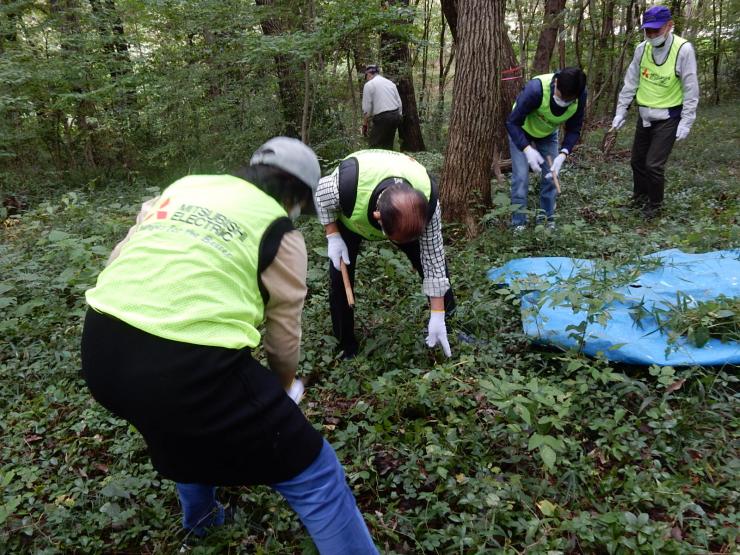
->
<box><xmin>630</xmin><ymin>117</ymin><xmax>679</xmax><ymax>208</ymax></box>
<box><xmin>368</xmin><ymin>110</ymin><xmax>401</xmax><ymax>150</ymax></box>
<box><xmin>329</xmin><ymin>222</ymin><xmax>456</xmax><ymax>355</ymax></box>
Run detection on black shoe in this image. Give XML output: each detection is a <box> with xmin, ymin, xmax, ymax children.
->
<box><xmin>643</xmin><ymin>204</ymin><xmax>662</xmax><ymax>219</ymax></box>
<box><xmin>339</xmin><ymin>342</ymin><xmax>358</xmax><ymax>360</ymax></box>
<box><xmin>625</xmin><ymin>196</ymin><xmax>647</xmax><ymax>208</ymax></box>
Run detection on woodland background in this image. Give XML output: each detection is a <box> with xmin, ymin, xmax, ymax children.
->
<box><xmin>1</xmin><ymin>1</ymin><xmax>738</xmax><ymax>553</ymax></box>
<box><xmin>1</xmin><ymin>0</ymin><xmax>737</xmax><ymax>224</ymax></box>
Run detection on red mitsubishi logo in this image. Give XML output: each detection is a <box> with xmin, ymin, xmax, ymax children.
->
<box><xmin>144</xmin><ymin>197</ymin><xmax>171</xmax><ymax>221</ymax></box>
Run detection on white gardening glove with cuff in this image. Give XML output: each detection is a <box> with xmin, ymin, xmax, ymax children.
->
<box><xmin>287</xmin><ymin>378</ymin><xmax>305</xmax><ymax>405</ymax></box>
<box><xmin>545</xmin><ymin>151</ymin><xmax>567</xmax><ymax>179</ymax></box>
<box><xmin>426</xmin><ymin>311</ymin><xmax>451</xmax><ymax>357</ymax></box>
<box><xmin>326</xmin><ymin>232</ymin><xmax>349</xmax><ymax>271</ymax></box>
<box><xmin>612</xmin><ymin>113</ymin><xmax>626</xmax><ymax>130</ymax></box>
<box><xmin>675</xmin><ymin>123</ymin><xmax>690</xmax><ymax>141</ymax></box>
<box><xmin>523</xmin><ymin>145</ymin><xmax>545</xmax><ymax>174</ymax></box>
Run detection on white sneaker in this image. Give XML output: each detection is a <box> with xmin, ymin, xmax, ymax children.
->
<box><xmin>513</xmin><ymin>225</ymin><xmax>526</xmax><ymax>233</ymax></box>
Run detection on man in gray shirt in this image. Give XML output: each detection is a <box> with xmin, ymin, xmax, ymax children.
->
<box><xmin>612</xmin><ymin>5</ymin><xmax>699</xmax><ymax>219</ymax></box>
<box><xmin>362</xmin><ymin>65</ymin><xmax>403</xmax><ymax>150</ymax></box>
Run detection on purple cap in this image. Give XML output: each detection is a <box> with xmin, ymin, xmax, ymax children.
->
<box><xmin>641</xmin><ymin>5</ymin><xmax>672</xmax><ymax>29</ymax></box>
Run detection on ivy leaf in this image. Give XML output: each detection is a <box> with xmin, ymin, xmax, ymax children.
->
<box><xmin>48</xmin><ymin>230</ymin><xmax>71</xmax><ymax>242</ymax></box>
<box><xmin>537</xmin><ymin>499</ymin><xmax>557</xmax><ymax>517</ymax></box>
<box><xmin>692</xmin><ymin>326</ymin><xmax>710</xmax><ymax>348</ymax></box>
<box><xmin>540</xmin><ymin>445</ymin><xmax>556</xmax><ymax>470</ymax></box>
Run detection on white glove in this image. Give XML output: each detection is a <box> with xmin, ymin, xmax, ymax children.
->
<box><xmin>326</xmin><ymin>232</ymin><xmax>349</xmax><ymax>271</ymax></box>
<box><xmin>523</xmin><ymin>146</ymin><xmax>545</xmax><ymax>174</ymax></box>
<box><xmin>675</xmin><ymin>124</ymin><xmax>690</xmax><ymax>141</ymax></box>
<box><xmin>287</xmin><ymin>378</ymin><xmax>305</xmax><ymax>405</ymax></box>
<box><xmin>545</xmin><ymin>152</ymin><xmax>566</xmax><ymax>179</ymax></box>
<box><xmin>426</xmin><ymin>311</ymin><xmax>451</xmax><ymax>357</ymax></box>
<box><xmin>612</xmin><ymin>113</ymin><xmax>626</xmax><ymax>130</ymax></box>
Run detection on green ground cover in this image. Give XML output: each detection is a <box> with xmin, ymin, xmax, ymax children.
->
<box><xmin>1</xmin><ymin>104</ymin><xmax>738</xmax><ymax>554</ymax></box>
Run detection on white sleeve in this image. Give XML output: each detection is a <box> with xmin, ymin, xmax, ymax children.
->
<box><xmin>677</xmin><ymin>43</ymin><xmax>699</xmax><ymax>129</ymax></box>
<box><xmin>361</xmin><ymin>81</ymin><xmax>373</xmax><ymax>116</ymax></box>
<box><xmin>615</xmin><ymin>44</ymin><xmax>644</xmax><ymax>118</ymax></box>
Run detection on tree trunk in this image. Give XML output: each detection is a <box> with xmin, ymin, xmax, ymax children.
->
<box><xmin>431</xmin><ymin>9</ymin><xmax>454</xmax><ymax>149</ymax></box>
<box><xmin>255</xmin><ymin>0</ymin><xmax>304</xmax><ymax>138</ymax></box>
<box><xmin>712</xmin><ymin>0</ymin><xmax>721</xmax><ymax>104</ymax></box>
<box><xmin>0</xmin><ymin>0</ymin><xmax>19</xmax><ymax>54</ymax></box>
<box><xmin>670</xmin><ymin>0</ymin><xmax>684</xmax><ymax>34</ymax></box>
<box><xmin>611</xmin><ymin>0</ymin><xmax>636</xmax><ymax>112</ymax></box>
<box><xmin>88</xmin><ymin>0</ymin><xmax>131</xmax><ymax>81</ymax></box>
<box><xmin>440</xmin><ymin>0</ymin><xmax>457</xmax><ymax>43</ymax></box>
<box><xmin>380</xmin><ymin>0</ymin><xmax>425</xmax><ymax>151</ymax></box>
<box><xmin>588</xmin><ymin>0</ymin><xmax>616</xmax><ymax>118</ymax></box>
<box><xmin>49</xmin><ymin>0</ymin><xmax>98</xmax><ymax>168</ymax></box>
<box><xmin>418</xmin><ymin>0</ymin><xmax>432</xmax><ymax>121</ymax></box>
<box><xmin>532</xmin><ymin>0</ymin><xmax>567</xmax><ymax>74</ymax></box>
<box><xmin>574</xmin><ymin>0</ymin><xmax>588</xmax><ymax>69</ymax></box>
<box><xmin>440</xmin><ymin>0</ymin><xmax>516</xmax><ymax>235</ymax></box>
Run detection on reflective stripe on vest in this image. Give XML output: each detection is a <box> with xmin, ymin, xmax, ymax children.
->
<box><xmin>86</xmin><ymin>175</ymin><xmax>288</xmax><ymax>349</ymax></box>
<box><xmin>636</xmin><ymin>35</ymin><xmax>687</xmax><ymax>108</ymax></box>
<box><xmin>338</xmin><ymin>150</ymin><xmax>432</xmax><ymax>241</ymax></box>
<box><xmin>519</xmin><ymin>74</ymin><xmax>578</xmax><ymax>139</ymax></box>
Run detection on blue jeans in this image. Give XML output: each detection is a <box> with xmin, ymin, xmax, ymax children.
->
<box><xmin>176</xmin><ymin>439</ymin><xmax>378</xmax><ymax>554</ymax></box>
<box><xmin>509</xmin><ymin>132</ymin><xmax>559</xmax><ymax>226</ymax></box>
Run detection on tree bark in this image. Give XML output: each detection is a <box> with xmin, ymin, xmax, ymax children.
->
<box><xmin>49</xmin><ymin>0</ymin><xmax>98</xmax><ymax>168</ymax></box>
<box><xmin>440</xmin><ymin>0</ymin><xmax>517</xmax><ymax>234</ymax></box>
<box><xmin>532</xmin><ymin>0</ymin><xmax>567</xmax><ymax>74</ymax></box>
<box><xmin>431</xmin><ymin>9</ymin><xmax>454</xmax><ymax>148</ymax></box>
<box><xmin>380</xmin><ymin>0</ymin><xmax>425</xmax><ymax>151</ymax></box>
<box><xmin>418</xmin><ymin>0</ymin><xmax>432</xmax><ymax>121</ymax></box>
<box><xmin>0</xmin><ymin>0</ymin><xmax>19</xmax><ymax>54</ymax></box>
<box><xmin>440</xmin><ymin>0</ymin><xmax>457</xmax><ymax>43</ymax></box>
<box><xmin>588</xmin><ymin>0</ymin><xmax>616</xmax><ymax>117</ymax></box>
<box><xmin>712</xmin><ymin>0</ymin><xmax>721</xmax><ymax>104</ymax></box>
<box><xmin>255</xmin><ymin>0</ymin><xmax>304</xmax><ymax>138</ymax></box>
<box><xmin>88</xmin><ymin>0</ymin><xmax>131</xmax><ymax>81</ymax></box>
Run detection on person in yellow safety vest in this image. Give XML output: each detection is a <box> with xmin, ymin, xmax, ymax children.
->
<box><xmin>81</xmin><ymin>137</ymin><xmax>379</xmax><ymax>554</ymax></box>
<box><xmin>314</xmin><ymin>149</ymin><xmax>456</xmax><ymax>360</ymax></box>
<box><xmin>505</xmin><ymin>67</ymin><xmax>588</xmax><ymax>232</ymax></box>
<box><xmin>612</xmin><ymin>5</ymin><xmax>699</xmax><ymax>219</ymax></box>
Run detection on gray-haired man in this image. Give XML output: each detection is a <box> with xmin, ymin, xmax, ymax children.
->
<box><xmin>362</xmin><ymin>65</ymin><xmax>403</xmax><ymax>150</ymax></box>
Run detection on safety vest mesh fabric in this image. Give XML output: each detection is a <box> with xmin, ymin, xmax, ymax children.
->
<box><xmin>339</xmin><ymin>150</ymin><xmax>431</xmax><ymax>241</ymax></box>
<box><xmin>636</xmin><ymin>35</ymin><xmax>687</xmax><ymax>108</ymax></box>
<box><xmin>86</xmin><ymin>175</ymin><xmax>287</xmax><ymax>349</ymax></box>
<box><xmin>519</xmin><ymin>74</ymin><xmax>578</xmax><ymax>139</ymax></box>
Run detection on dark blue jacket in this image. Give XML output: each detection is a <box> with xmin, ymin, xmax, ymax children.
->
<box><xmin>506</xmin><ymin>76</ymin><xmax>587</xmax><ymax>153</ymax></box>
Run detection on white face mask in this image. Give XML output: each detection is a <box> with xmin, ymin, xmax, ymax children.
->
<box><xmin>553</xmin><ymin>94</ymin><xmax>574</xmax><ymax>108</ymax></box>
<box><xmin>288</xmin><ymin>204</ymin><xmax>301</xmax><ymax>221</ymax></box>
<box><xmin>645</xmin><ymin>30</ymin><xmax>669</xmax><ymax>48</ymax></box>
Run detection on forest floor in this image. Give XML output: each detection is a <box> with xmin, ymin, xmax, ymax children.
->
<box><xmin>1</xmin><ymin>103</ymin><xmax>738</xmax><ymax>554</ymax></box>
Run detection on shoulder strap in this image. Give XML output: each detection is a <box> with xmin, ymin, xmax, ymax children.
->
<box><xmin>257</xmin><ymin>216</ymin><xmax>295</xmax><ymax>304</ymax></box>
<box><xmin>427</xmin><ymin>173</ymin><xmax>439</xmax><ymax>223</ymax></box>
<box><xmin>674</xmin><ymin>39</ymin><xmax>688</xmax><ymax>77</ymax></box>
<box><xmin>338</xmin><ymin>157</ymin><xmax>359</xmax><ymax>218</ymax></box>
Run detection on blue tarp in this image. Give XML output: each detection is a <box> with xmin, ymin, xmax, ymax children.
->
<box><xmin>487</xmin><ymin>249</ymin><xmax>740</xmax><ymax>366</ymax></box>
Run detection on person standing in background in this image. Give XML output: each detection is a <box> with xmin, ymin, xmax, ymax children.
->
<box><xmin>362</xmin><ymin>65</ymin><xmax>403</xmax><ymax>150</ymax></box>
<box><xmin>612</xmin><ymin>5</ymin><xmax>699</xmax><ymax>219</ymax></box>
